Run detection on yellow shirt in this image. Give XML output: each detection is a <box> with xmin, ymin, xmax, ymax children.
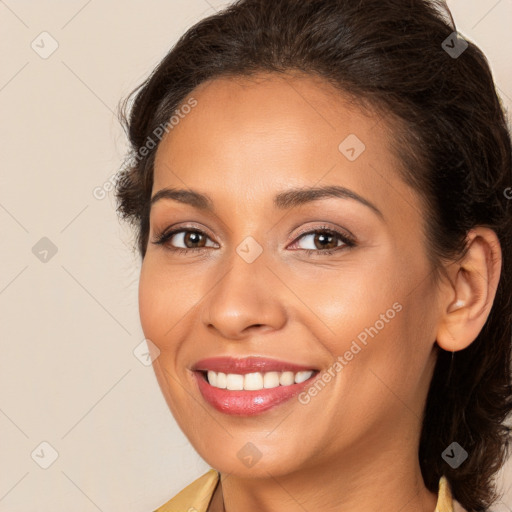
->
<box><xmin>153</xmin><ymin>468</ymin><xmax>468</xmax><ymax>512</ymax></box>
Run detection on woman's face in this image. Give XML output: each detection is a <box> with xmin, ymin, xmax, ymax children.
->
<box><xmin>139</xmin><ymin>72</ymin><xmax>442</xmax><ymax>477</ymax></box>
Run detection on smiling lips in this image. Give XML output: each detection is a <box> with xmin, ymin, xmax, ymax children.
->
<box><xmin>192</xmin><ymin>356</ymin><xmax>319</xmax><ymax>415</ymax></box>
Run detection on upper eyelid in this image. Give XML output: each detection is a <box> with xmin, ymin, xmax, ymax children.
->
<box><xmin>292</xmin><ymin>224</ymin><xmax>354</xmax><ymax>241</ymax></box>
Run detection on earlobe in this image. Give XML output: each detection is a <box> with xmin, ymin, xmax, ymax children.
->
<box><xmin>435</xmin><ymin>228</ymin><xmax>502</xmax><ymax>353</ymax></box>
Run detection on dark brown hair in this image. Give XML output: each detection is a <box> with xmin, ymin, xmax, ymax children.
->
<box><xmin>114</xmin><ymin>1</ymin><xmax>512</xmax><ymax>510</ymax></box>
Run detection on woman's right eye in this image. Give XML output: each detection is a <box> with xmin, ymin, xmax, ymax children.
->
<box><xmin>152</xmin><ymin>228</ymin><xmax>218</xmax><ymax>253</ymax></box>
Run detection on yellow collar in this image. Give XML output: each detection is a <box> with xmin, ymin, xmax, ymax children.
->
<box><xmin>154</xmin><ymin>469</ymin><xmax>464</xmax><ymax>512</ymax></box>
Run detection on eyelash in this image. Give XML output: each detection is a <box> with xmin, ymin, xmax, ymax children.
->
<box><xmin>151</xmin><ymin>225</ymin><xmax>356</xmax><ymax>257</ymax></box>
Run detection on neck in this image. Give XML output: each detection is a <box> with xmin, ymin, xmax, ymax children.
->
<box><xmin>214</xmin><ymin>439</ymin><xmax>438</xmax><ymax>512</ymax></box>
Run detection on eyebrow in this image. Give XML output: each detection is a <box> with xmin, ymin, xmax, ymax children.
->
<box><xmin>150</xmin><ymin>185</ymin><xmax>383</xmax><ymax>219</ymax></box>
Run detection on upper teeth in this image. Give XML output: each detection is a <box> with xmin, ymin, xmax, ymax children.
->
<box><xmin>206</xmin><ymin>370</ymin><xmax>314</xmax><ymax>390</ymax></box>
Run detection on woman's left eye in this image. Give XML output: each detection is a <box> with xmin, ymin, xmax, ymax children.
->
<box><xmin>151</xmin><ymin>227</ymin><xmax>355</xmax><ymax>256</ymax></box>
<box><xmin>289</xmin><ymin>228</ymin><xmax>355</xmax><ymax>255</ymax></box>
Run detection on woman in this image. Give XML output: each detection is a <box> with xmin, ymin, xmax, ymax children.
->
<box><xmin>114</xmin><ymin>0</ymin><xmax>512</xmax><ymax>511</ymax></box>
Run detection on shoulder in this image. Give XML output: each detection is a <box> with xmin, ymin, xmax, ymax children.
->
<box><xmin>153</xmin><ymin>468</ymin><xmax>220</xmax><ymax>512</ymax></box>
<box><xmin>436</xmin><ymin>475</ymin><xmax>468</xmax><ymax>512</ymax></box>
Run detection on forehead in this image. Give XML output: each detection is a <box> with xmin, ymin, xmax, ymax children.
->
<box><xmin>152</xmin><ymin>72</ymin><xmax>418</xmax><ymax>219</ymax></box>
<box><xmin>155</xmin><ymin>72</ymin><xmax>383</xmax><ymax>168</ymax></box>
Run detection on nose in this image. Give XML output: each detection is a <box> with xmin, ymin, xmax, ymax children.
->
<box><xmin>200</xmin><ymin>255</ymin><xmax>287</xmax><ymax>340</ymax></box>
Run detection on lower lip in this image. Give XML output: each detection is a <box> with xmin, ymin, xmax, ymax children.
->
<box><xmin>193</xmin><ymin>371</ymin><xmax>318</xmax><ymax>416</ymax></box>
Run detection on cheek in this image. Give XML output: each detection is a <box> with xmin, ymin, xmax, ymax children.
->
<box><xmin>138</xmin><ymin>262</ymin><xmax>196</xmax><ymax>420</ymax></box>
<box><xmin>312</xmin><ymin>253</ymin><xmax>434</xmax><ymax>373</ymax></box>
<box><xmin>138</xmin><ymin>260</ymin><xmax>181</xmax><ymax>349</ymax></box>
<box><xmin>332</xmin><ymin>276</ymin><xmax>438</xmax><ymax>412</ymax></box>
<box><xmin>138</xmin><ymin>257</ymin><xmax>213</xmax><ymax>353</ymax></box>
<box><xmin>299</xmin><ymin>259</ymin><xmax>400</xmax><ymax>339</ymax></box>
<box><xmin>138</xmin><ymin>264</ymin><xmax>157</xmax><ymax>341</ymax></box>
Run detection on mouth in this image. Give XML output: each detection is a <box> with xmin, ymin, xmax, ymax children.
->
<box><xmin>191</xmin><ymin>359</ymin><xmax>320</xmax><ymax>416</ymax></box>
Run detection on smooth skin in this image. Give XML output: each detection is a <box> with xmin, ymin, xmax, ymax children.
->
<box><xmin>138</xmin><ymin>72</ymin><xmax>501</xmax><ymax>512</ymax></box>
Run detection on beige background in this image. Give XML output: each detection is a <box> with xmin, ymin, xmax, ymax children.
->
<box><xmin>0</xmin><ymin>1</ymin><xmax>511</xmax><ymax>510</ymax></box>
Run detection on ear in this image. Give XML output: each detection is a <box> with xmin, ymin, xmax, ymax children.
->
<box><xmin>436</xmin><ymin>227</ymin><xmax>502</xmax><ymax>352</ymax></box>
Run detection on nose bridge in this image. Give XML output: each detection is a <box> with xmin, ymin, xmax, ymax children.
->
<box><xmin>200</xmin><ymin>237</ymin><xmax>286</xmax><ymax>338</ymax></box>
